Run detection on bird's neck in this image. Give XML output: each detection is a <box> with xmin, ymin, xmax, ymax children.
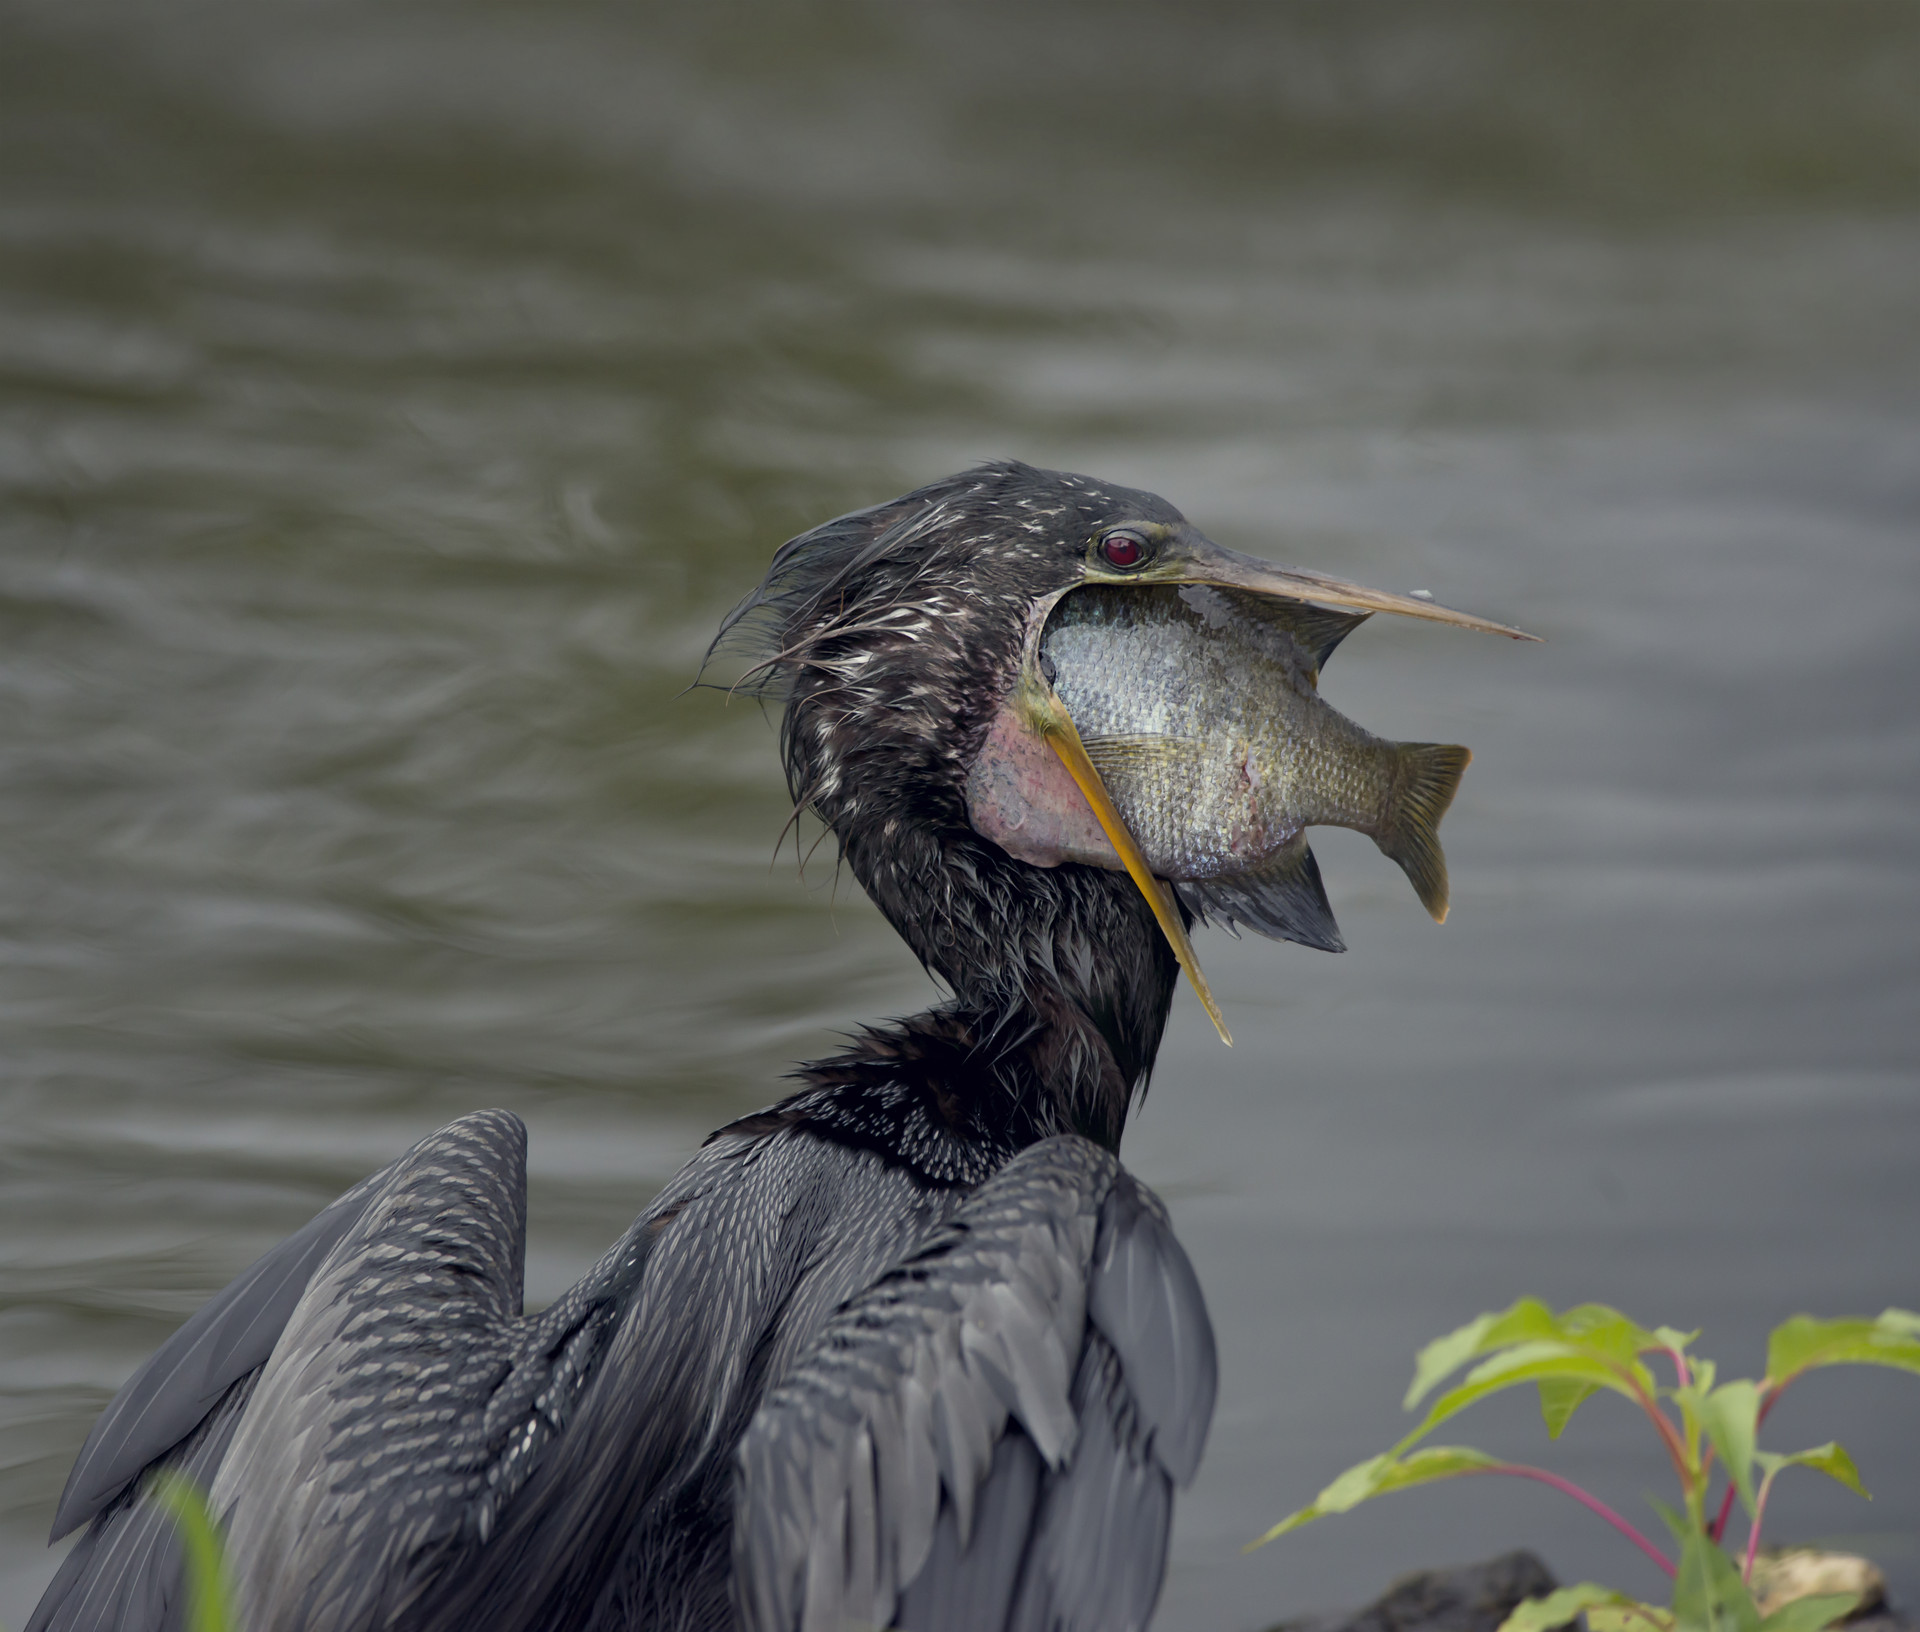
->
<box><xmin>832</xmin><ymin>816</ymin><xmax>1179</xmax><ymax>1153</ymax></box>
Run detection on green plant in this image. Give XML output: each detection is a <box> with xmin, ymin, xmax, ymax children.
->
<box><xmin>1257</xmin><ymin>1301</ymin><xmax>1920</xmax><ymax>1632</ymax></box>
<box><xmin>149</xmin><ymin>1471</ymin><xmax>237</xmax><ymax>1632</ymax></box>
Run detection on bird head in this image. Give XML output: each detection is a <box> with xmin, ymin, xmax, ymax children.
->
<box><xmin>709</xmin><ymin>461</ymin><xmax>1530</xmax><ymax>1051</ymax></box>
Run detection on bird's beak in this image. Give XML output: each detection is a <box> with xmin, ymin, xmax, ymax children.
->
<box><xmin>1088</xmin><ymin>528</ymin><xmax>1541</xmax><ymax>642</ymax></box>
<box><xmin>1009</xmin><ymin>533</ymin><xmax>1532</xmax><ymax>1048</ymax></box>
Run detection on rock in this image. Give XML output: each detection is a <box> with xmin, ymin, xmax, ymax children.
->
<box><xmin>1750</xmin><ymin>1549</ymin><xmax>1887</xmax><ymax>1623</ymax></box>
<box><xmin>1265</xmin><ymin>1550</ymin><xmax>1564</xmax><ymax>1632</ymax></box>
<box><xmin>1844</xmin><ymin>1616</ymin><xmax>1919</xmax><ymax>1632</ymax></box>
<box><xmin>1262</xmin><ymin>1547</ymin><xmax>1920</xmax><ymax>1632</ymax></box>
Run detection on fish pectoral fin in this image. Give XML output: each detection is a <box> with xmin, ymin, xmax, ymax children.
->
<box><xmin>1175</xmin><ymin>835</ymin><xmax>1345</xmax><ymax>954</ymax></box>
<box><xmin>1375</xmin><ymin>743</ymin><xmax>1471</xmax><ymax>922</ymax></box>
<box><xmin>1216</xmin><ymin>592</ymin><xmax>1373</xmax><ymax>677</ymax></box>
<box><xmin>1080</xmin><ymin>734</ymin><xmax>1207</xmax><ymax>780</ymax></box>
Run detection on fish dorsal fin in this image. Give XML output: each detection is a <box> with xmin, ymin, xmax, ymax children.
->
<box><xmin>1175</xmin><ymin>835</ymin><xmax>1345</xmax><ymax>954</ymax></box>
<box><xmin>1219</xmin><ymin>591</ymin><xmax>1373</xmax><ymax>676</ymax></box>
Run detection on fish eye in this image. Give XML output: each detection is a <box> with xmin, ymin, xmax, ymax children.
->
<box><xmin>1098</xmin><ymin>529</ymin><xmax>1148</xmax><ymax>569</ymax></box>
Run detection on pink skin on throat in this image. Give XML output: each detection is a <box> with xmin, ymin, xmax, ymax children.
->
<box><xmin>964</xmin><ymin>697</ymin><xmax>1122</xmax><ymax>871</ymax></box>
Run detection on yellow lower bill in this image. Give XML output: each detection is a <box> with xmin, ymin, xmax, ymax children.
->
<box><xmin>1036</xmin><ymin>700</ymin><xmax>1232</xmax><ymax>1047</ymax></box>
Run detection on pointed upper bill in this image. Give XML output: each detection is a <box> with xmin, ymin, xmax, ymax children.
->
<box><xmin>1082</xmin><ymin>528</ymin><xmax>1541</xmax><ymax>643</ymax></box>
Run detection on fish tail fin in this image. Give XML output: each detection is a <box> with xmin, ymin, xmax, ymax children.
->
<box><xmin>1377</xmin><ymin>743</ymin><xmax>1471</xmax><ymax>922</ymax></box>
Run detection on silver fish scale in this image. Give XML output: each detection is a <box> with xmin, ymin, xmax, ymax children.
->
<box><xmin>1042</xmin><ymin>585</ymin><xmax>1395</xmax><ymax>878</ymax></box>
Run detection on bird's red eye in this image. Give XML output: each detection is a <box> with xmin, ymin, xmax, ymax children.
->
<box><xmin>1100</xmin><ymin>531</ymin><xmax>1146</xmax><ymax>568</ymax></box>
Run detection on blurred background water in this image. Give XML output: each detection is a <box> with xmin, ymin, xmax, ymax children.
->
<box><xmin>1</xmin><ymin>3</ymin><xmax>1917</xmax><ymax>1626</ymax></box>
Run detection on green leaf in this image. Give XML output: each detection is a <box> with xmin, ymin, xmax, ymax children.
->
<box><xmin>1539</xmin><ymin>1377</ymin><xmax>1601</xmax><ymax>1438</ymax></box>
<box><xmin>1463</xmin><ymin>1343</ymin><xmax>1631</xmax><ymax>1393</ymax></box>
<box><xmin>1407</xmin><ymin>1312</ymin><xmax>1501</xmax><ymax>1410</ymax></box>
<box><xmin>1557</xmin><ymin>1304</ymin><xmax>1667</xmax><ymax>1370</ymax></box>
<box><xmin>1652</xmin><ymin>1327</ymin><xmax>1703</xmax><ymax>1361</ymax></box>
<box><xmin>1671</xmin><ymin>1525</ymin><xmax>1760</xmax><ymax>1632</ymax></box>
<box><xmin>149</xmin><ymin>1472</ymin><xmax>234</xmax><ymax>1632</ymax></box>
<box><xmin>1756</xmin><ymin>1596</ymin><xmax>1862</xmax><ymax>1632</ymax></box>
<box><xmin>1252</xmin><ymin>1446</ymin><xmax>1502</xmax><ymax>1548</ymax></box>
<box><xmin>1648</xmin><ymin>1497</ymin><xmax>1691</xmax><ymax>1546</ymax></box>
<box><xmin>1499</xmin><ymin>1583</ymin><xmax>1645</xmax><ymax>1632</ymax></box>
<box><xmin>1695</xmin><ymin>1380</ymin><xmax>1761</xmax><ymax>1518</ymax></box>
<box><xmin>1753</xmin><ymin>1443</ymin><xmax>1870</xmax><ymax>1501</ymax></box>
<box><xmin>1404</xmin><ymin>1300</ymin><xmax>1674</xmax><ymax>1415</ymax></box>
<box><xmin>1589</xmin><ymin>1606</ymin><xmax>1678</xmax><ymax>1632</ymax></box>
<box><xmin>1765</xmin><ymin>1310</ymin><xmax>1920</xmax><ymax>1388</ymax></box>
<box><xmin>1401</xmin><ymin>1347</ymin><xmax>1645</xmax><ymax>1451</ymax></box>
<box><xmin>1406</xmin><ymin>1299</ymin><xmax>1559</xmax><ymax>1409</ymax></box>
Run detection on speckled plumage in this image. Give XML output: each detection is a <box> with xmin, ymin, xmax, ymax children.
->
<box><xmin>33</xmin><ymin>463</ymin><xmax>1221</xmax><ymax>1632</ymax></box>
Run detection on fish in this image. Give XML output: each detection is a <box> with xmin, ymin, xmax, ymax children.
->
<box><xmin>967</xmin><ymin>583</ymin><xmax>1470</xmax><ymax>957</ymax></box>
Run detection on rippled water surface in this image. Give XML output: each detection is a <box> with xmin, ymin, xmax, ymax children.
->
<box><xmin>2</xmin><ymin>5</ymin><xmax>1918</xmax><ymax>1626</ymax></box>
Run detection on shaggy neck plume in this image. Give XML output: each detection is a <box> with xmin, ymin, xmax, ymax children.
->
<box><xmin>821</xmin><ymin>802</ymin><xmax>1179</xmax><ymax>1154</ymax></box>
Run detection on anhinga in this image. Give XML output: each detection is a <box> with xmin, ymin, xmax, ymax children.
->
<box><xmin>31</xmin><ymin>462</ymin><xmax>1529</xmax><ymax>1632</ymax></box>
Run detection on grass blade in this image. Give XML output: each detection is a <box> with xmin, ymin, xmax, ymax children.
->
<box><xmin>148</xmin><ymin>1473</ymin><xmax>234</xmax><ymax>1632</ymax></box>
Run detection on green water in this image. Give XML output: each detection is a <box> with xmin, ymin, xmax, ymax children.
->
<box><xmin>2</xmin><ymin>5</ymin><xmax>1918</xmax><ymax>1625</ymax></box>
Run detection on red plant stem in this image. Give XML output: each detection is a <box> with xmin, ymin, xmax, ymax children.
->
<box><xmin>1480</xmin><ymin>1464</ymin><xmax>1677</xmax><ymax>1579</ymax></box>
<box><xmin>1623</xmin><ymin>1376</ymin><xmax>1695</xmax><ymax>1493</ymax></box>
<box><xmin>1710</xmin><ymin>1482</ymin><xmax>1738</xmax><ymax>1545</ymax></box>
<box><xmin>1664</xmin><ymin>1346</ymin><xmax>1692</xmax><ymax>1388</ymax></box>
<box><xmin>1744</xmin><ymin>1470</ymin><xmax>1780</xmax><ymax>1583</ymax></box>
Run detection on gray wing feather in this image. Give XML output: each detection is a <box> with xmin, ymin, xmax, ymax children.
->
<box><xmin>735</xmin><ymin>1136</ymin><xmax>1111</xmax><ymax>1632</ymax></box>
<box><xmin>49</xmin><ymin>1169</ymin><xmax>387</xmax><ymax>1540</ymax></box>
<box><xmin>211</xmin><ymin>1108</ymin><xmax>529</xmax><ymax>1632</ymax></box>
<box><xmin>1084</xmin><ymin>1171</ymin><xmax>1216</xmax><ymax>1484</ymax></box>
<box><xmin>1003</xmin><ymin>1332</ymin><xmax>1174</xmax><ymax>1632</ymax></box>
<box><xmin>35</xmin><ymin>1111</ymin><xmax>537</xmax><ymax>1632</ymax></box>
<box><xmin>892</xmin><ymin>1431</ymin><xmax>1044</xmax><ymax>1632</ymax></box>
<box><xmin>28</xmin><ymin>1371</ymin><xmax>259</xmax><ymax>1632</ymax></box>
<box><xmin>733</xmin><ymin>1135</ymin><xmax>1217</xmax><ymax>1632</ymax></box>
<box><xmin>993</xmin><ymin>1172</ymin><xmax>1216</xmax><ymax>1632</ymax></box>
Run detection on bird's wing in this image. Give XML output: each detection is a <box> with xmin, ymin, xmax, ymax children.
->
<box><xmin>400</xmin><ymin>1127</ymin><xmax>949</xmax><ymax>1632</ymax></box>
<box><xmin>27</xmin><ymin>1371</ymin><xmax>258</xmax><ymax>1632</ymax></box>
<box><xmin>29</xmin><ymin>1164</ymin><xmax>392</xmax><ymax>1632</ymax></box>
<box><xmin>205</xmin><ymin>1107</ymin><xmax>541</xmax><ymax>1630</ymax></box>
<box><xmin>732</xmin><ymin>1134</ymin><xmax>1216</xmax><ymax>1632</ymax></box>
<box><xmin>982</xmin><ymin>1171</ymin><xmax>1214</xmax><ymax>1632</ymax></box>
<box><xmin>48</xmin><ymin>1166</ymin><xmax>389</xmax><ymax>1542</ymax></box>
<box><xmin>28</xmin><ymin>1111</ymin><xmax>541</xmax><ymax>1632</ymax></box>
